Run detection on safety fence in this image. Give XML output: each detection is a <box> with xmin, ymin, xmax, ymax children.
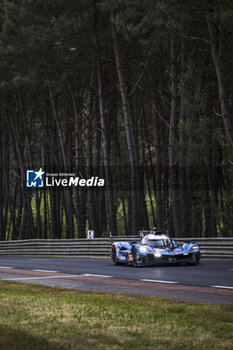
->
<box><xmin>0</xmin><ymin>236</ymin><xmax>232</xmax><ymax>259</ymax></box>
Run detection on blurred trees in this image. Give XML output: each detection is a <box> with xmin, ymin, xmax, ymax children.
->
<box><xmin>0</xmin><ymin>0</ymin><xmax>232</xmax><ymax>239</ymax></box>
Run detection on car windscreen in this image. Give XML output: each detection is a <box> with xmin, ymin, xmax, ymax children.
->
<box><xmin>147</xmin><ymin>239</ymin><xmax>165</xmax><ymax>248</ymax></box>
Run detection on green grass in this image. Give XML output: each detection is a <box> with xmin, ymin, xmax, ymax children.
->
<box><xmin>0</xmin><ymin>281</ymin><xmax>233</xmax><ymax>350</ymax></box>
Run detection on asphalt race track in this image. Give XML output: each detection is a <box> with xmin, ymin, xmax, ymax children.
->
<box><xmin>0</xmin><ymin>256</ymin><xmax>232</xmax><ymax>305</ymax></box>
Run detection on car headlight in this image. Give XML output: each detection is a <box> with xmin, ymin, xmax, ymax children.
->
<box><xmin>190</xmin><ymin>245</ymin><xmax>199</xmax><ymax>252</ymax></box>
<box><xmin>139</xmin><ymin>246</ymin><xmax>151</xmax><ymax>254</ymax></box>
<box><xmin>154</xmin><ymin>252</ymin><xmax>162</xmax><ymax>258</ymax></box>
<box><xmin>119</xmin><ymin>255</ymin><xmax>126</xmax><ymax>260</ymax></box>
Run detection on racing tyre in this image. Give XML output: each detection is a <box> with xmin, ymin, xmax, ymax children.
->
<box><xmin>191</xmin><ymin>254</ymin><xmax>200</xmax><ymax>265</ymax></box>
<box><xmin>133</xmin><ymin>248</ymin><xmax>139</xmax><ymax>267</ymax></box>
<box><xmin>111</xmin><ymin>246</ymin><xmax>119</xmax><ymax>265</ymax></box>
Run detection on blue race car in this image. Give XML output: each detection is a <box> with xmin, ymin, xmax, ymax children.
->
<box><xmin>111</xmin><ymin>230</ymin><xmax>200</xmax><ymax>267</ymax></box>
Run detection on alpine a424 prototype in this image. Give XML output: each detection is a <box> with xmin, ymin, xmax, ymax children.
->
<box><xmin>111</xmin><ymin>229</ymin><xmax>200</xmax><ymax>267</ymax></box>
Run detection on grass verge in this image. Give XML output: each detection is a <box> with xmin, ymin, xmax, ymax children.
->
<box><xmin>0</xmin><ymin>281</ymin><xmax>232</xmax><ymax>350</ymax></box>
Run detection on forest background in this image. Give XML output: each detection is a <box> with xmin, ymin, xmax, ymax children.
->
<box><xmin>0</xmin><ymin>0</ymin><xmax>232</xmax><ymax>241</ymax></box>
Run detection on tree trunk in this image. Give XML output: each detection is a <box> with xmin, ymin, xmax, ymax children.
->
<box><xmin>203</xmin><ymin>0</ymin><xmax>233</xmax><ymax>154</ymax></box>
<box><xmin>150</xmin><ymin>81</ymin><xmax>163</xmax><ymax>230</ymax></box>
<box><xmin>169</xmin><ymin>33</ymin><xmax>181</xmax><ymax>237</ymax></box>
<box><xmin>95</xmin><ymin>34</ymin><xmax>117</xmax><ymax>235</ymax></box>
<box><xmin>0</xmin><ymin>115</ymin><xmax>4</xmax><ymax>240</ymax></box>
<box><xmin>69</xmin><ymin>82</ymin><xmax>87</xmax><ymax>238</ymax></box>
<box><xmin>179</xmin><ymin>38</ymin><xmax>190</xmax><ymax>237</ymax></box>
<box><xmin>8</xmin><ymin>107</ymin><xmax>35</xmax><ymax>239</ymax></box>
<box><xmin>111</xmin><ymin>21</ymin><xmax>139</xmax><ymax>234</ymax></box>
<box><xmin>48</xmin><ymin>81</ymin><xmax>74</xmax><ymax>238</ymax></box>
<box><xmin>85</xmin><ymin>69</ymin><xmax>100</xmax><ymax>237</ymax></box>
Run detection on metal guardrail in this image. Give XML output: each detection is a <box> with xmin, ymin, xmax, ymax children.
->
<box><xmin>0</xmin><ymin>237</ymin><xmax>232</xmax><ymax>259</ymax></box>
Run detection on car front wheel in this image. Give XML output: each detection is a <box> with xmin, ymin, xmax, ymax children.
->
<box><xmin>112</xmin><ymin>246</ymin><xmax>119</xmax><ymax>265</ymax></box>
<box><xmin>191</xmin><ymin>254</ymin><xmax>200</xmax><ymax>265</ymax></box>
<box><xmin>133</xmin><ymin>249</ymin><xmax>139</xmax><ymax>267</ymax></box>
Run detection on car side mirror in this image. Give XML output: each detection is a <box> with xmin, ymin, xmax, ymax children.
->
<box><xmin>173</xmin><ymin>240</ymin><xmax>178</xmax><ymax>248</ymax></box>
